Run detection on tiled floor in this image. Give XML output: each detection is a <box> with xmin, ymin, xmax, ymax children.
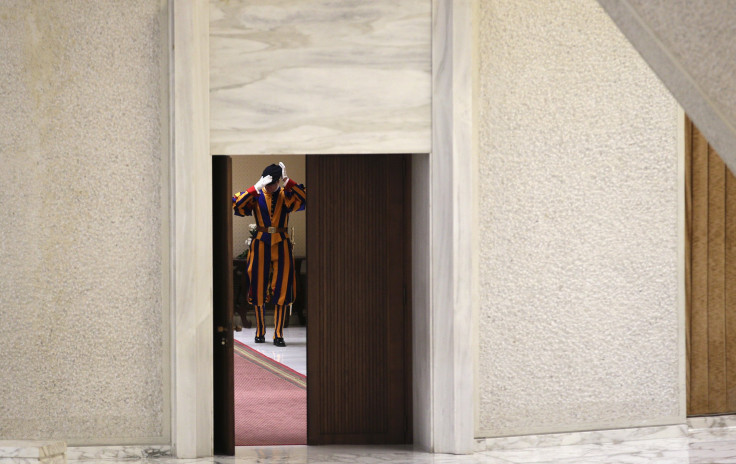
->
<box><xmin>64</xmin><ymin>428</ymin><xmax>736</xmax><ymax>463</ymax></box>
<box><xmin>234</xmin><ymin>326</ymin><xmax>307</xmax><ymax>376</ymax></box>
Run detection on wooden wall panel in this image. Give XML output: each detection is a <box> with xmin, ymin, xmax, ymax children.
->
<box><xmin>689</xmin><ymin>120</ymin><xmax>710</xmax><ymax>413</ymax></box>
<box><xmin>687</xmin><ymin>118</ymin><xmax>736</xmax><ymax>415</ymax></box>
<box><xmin>707</xmin><ymin>148</ymin><xmax>727</xmax><ymax>413</ymax></box>
<box><xmin>727</xmin><ymin>171</ymin><xmax>736</xmax><ymax>411</ymax></box>
<box><xmin>306</xmin><ymin>155</ymin><xmax>409</xmax><ymax>444</ymax></box>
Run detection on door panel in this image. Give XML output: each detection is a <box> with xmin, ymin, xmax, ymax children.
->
<box><xmin>307</xmin><ymin>155</ymin><xmax>410</xmax><ymax>444</ymax></box>
<box><xmin>213</xmin><ymin>155</ymin><xmax>235</xmax><ymax>454</ymax></box>
<box><xmin>686</xmin><ymin>118</ymin><xmax>736</xmax><ymax>415</ymax></box>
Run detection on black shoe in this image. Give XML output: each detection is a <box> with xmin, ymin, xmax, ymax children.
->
<box><xmin>254</xmin><ymin>335</ymin><xmax>265</xmax><ymax>343</ymax></box>
<box><xmin>273</xmin><ymin>337</ymin><xmax>286</xmax><ymax>347</ymax></box>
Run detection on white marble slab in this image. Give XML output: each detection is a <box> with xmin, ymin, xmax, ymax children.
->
<box><xmin>66</xmin><ymin>446</ymin><xmax>170</xmax><ymax>461</ymax></box>
<box><xmin>53</xmin><ymin>429</ymin><xmax>736</xmax><ymax>463</ymax></box>
<box><xmin>171</xmin><ymin>0</ymin><xmax>213</xmax><ymax>458</ymax></box>
<box><xmin>689</xmin><ymin>414</ymin><xmax>736</xmax><ymax>430</ymax></box>
<box><xmin>0</xmin><ymin>442</ymin><xmax>65</xmax><ymax>459</ymax></box>
<box><xmin>477</xmin><ymin>423</ymin><xmax>687</xmax><ymax>451</ymax></box>
<box><xmin>429</xmin><ymin>0</ymin><xmax>476</xmax><ymax>454</ymax></box>
<box><xmin>210</xmin><ymin>0</ymin><xmax>431</xmax><ymax>155</ymax></box>
<box><xmin>0</xmin><ymin>457</ymin><xmax>65</xmax><ymax>464</ymax></box>
<box><xmin>51</xmin><ymin>419</ymin><xmax>736</xmax><ymax>463</ymax></box>
<box><xmin>234</xmin><ymin>326</ymin><xmax>306</xmax><ymax>376</ymax></box>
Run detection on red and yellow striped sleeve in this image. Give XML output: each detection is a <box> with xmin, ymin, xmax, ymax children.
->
<box><xmin>233</xmin><ymin>186</ymin><xmax>259</xmax><ymax>217</ymax></box>
<box><xmin>282</xmin><ymin>178</ymin><xmax>306</xmax><ymax>212</ymax></box>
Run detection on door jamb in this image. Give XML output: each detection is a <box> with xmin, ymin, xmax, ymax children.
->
<box><xmin>169</xmin><ymin>0</ymin><xmax>478</xmax><ymax>456</ymax></box>
<box><xmin>170</xmin><ymin>0</ymin><xmax>212</xmax><ymax>458</ymax></box>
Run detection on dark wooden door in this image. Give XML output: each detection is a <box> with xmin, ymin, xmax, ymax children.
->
<box><xmin>213</xmin><ymin>155</ymin><xmax>235</xmax><ymax>454</ymax></box>
<box><xmin>686</xmin><ymin>117</ymin><xmax>736</xmax><ymax>415</ymax></box>
<box><xmin>306</xmin><ymin>155</ymin><xmax>411</xmax><ymax>445</ymax></box>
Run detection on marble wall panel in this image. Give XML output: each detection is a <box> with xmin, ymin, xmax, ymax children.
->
<box><xmin>0</xmin><ymin>441</ymin><xmax>66</xmax><ymax>459</ymax></box>
<box><xmin>430</xmin><ymin>0</ymin><xmax>476</xmax><ymax>453</ymax></box>
<box><xmin>210</xmin><ymin>0</ymin><xmax>431</xmax><ymax>155</ymax></box>
<box><xmin>170</xmin><ymin>0</ymin><xmax>212</xmax><ymax>457</ymax></box>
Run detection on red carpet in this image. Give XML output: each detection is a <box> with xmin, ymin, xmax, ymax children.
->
<box><xmin>234</xmin><ymin>340</ymin><xmax>306</xmax><ymax>446</ymax></box>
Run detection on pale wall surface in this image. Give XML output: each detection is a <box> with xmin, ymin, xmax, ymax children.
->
<box><xmin>232</xmin><ymin>156</ymin><xmax>306</xmax><ymax>258</ymax></box>
<box><xmin>477</xmin><ymin>0</ymin><xmax>680</xmax><ymax>437</ymax></box>
<box><xmin>597</xmin><ymin>0</ymin><xmax>736</xmax><ymax>176</ymax></box>
<box><xmin>209</xmin><ymin>0</ymin><xmax>431</xmax><ymax>155</ymax></box>
<box><xmin>0</xmin><ymin>0</ymin><xmax>169</xmax><ymax>443</ymax></box>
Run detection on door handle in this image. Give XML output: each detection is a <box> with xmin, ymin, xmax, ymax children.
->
<box><xmin>216</xmin><ymin>324</ymin><xmax>231</xmax><ymax>346</ymax></box>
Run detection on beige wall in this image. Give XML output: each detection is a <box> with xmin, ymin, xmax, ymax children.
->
<box><xmin>0</xmin><ymin>0</ymin><xmax>169</xmax><ymax>444</ymax></box>
<box><xmin>476</xmin><ymin>0</ymin><xmax>681</xmax><ymax>437</ymax></box>
<box><xmin>232</xmin><ymin>156</ymin><xmax>307</xmax><ymax>258</ymax></box>
<box><xmin>597</xmin><ymin>0</ymin><xmax>736</xmax><ymax>176</ymax></box>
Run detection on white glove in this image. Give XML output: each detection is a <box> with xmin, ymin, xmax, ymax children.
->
<box><xmin>254</xmin><ymin>175</ymin><xmax>272</xmax><ymax>193</ymax></box>
<box><xmin>279</xmin><ymin>162</ymin><xmax>288</xmax><ymax>183</ymax></box>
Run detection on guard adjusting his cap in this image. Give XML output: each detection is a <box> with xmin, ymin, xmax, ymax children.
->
<box><xmin>261</xmin><ymin>164</ymin><xmax>282</xmax><ymax>185</ymax></box>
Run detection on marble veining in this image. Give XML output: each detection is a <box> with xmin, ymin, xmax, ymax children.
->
<box><xmin>171</xmin><ymin>0</ymin><xmax>213</xmax><ymax>457</ymax></box>
<box><xmin>688</xmin><ymin>415</ymin><xmax>736</xmax><ymax>431</ymax></box>
<box><xmin>210</xmin><ymin>0</ymin><xmax>431</xmax><ymax>155</ymax></box>
<box><xmin>55</xmin><ymin>417</ymin><xmax>736</xmax><ymax>462</ymax></box>
<box><xmin>66</xmin><ymin>446</ymin><xmax>170</xmax><ymax>461</ymax></box>
<box><xmin>0</xmin><ymin>457</ymin><xmax>66</xmax><ymax>464</ymax></box>
<box><xmin>477</xmin><ymin>424</ymin><xmax>687</xmax><ymax>451</ymax></box>
<box><xmin>0</xmin><ymin>442</ymin><xmax>66</xmax><ymax>459</ymax></box>
<box><xmin>58</xmin><ymin>425</ymin><xmax>736</xmax><ymax>463</ymax></box>
<box><xmin>428</xmin><ymin>0</ymin><xmax>476</xmax><ymax>454</ymax></box>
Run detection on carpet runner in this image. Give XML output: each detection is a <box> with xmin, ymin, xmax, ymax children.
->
<box><xmin>234</xmin><ymin>340</ymin><xmax>306</xmax><ymax>446</ymax></box>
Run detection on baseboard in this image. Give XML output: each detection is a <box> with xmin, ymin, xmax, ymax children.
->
<box><xmin>65</xmin><ymin>445</ymin><xmax>171</xmax><ymax>461</ymax></box>
<box><xmin>474</xmin><ymin>423</ymin><xmax>687</xmax><ymax>451</ymax></box>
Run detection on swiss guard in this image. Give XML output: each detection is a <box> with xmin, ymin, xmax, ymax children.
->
<box><xmin>232</xmin><ymin>162</ymin><xmax>306</xmax><ymax>347</ymax></box>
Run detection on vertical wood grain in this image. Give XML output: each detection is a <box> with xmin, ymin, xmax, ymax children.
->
<box><xmin>726</xmin><ymin>161</ymin><xmax>736</xmax><ymax>411</ymax></box>
<box><xmin>687</xmin><ymin>118</ymin><xmax>736</xmax><ymax>415</ymax></box>
<box><xmin>307</xmin><ymin>155</ymin><xmax>409</xmax><ymax>444</ymax></box>
<box><xmin>707</xmin><ymin>144</ymin><xmax>727</xmax><ymax>412</ymax></box>
<box><xmin>690</xmin><ymin>119</ymin><xmax>710</xmax><ymax>414</ymax></box>
<box><xmin>685</xmin><ymin>117</ymin><xmax>693</xmax><ymax>409</ymax></box>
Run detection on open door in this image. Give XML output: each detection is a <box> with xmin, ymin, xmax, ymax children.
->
<box><xmin>213</xmin><ymin>155</ymin><xmax>235</xmax><ymax>454</ymax></box>
<box><xmin>306</xmin><ymin>154</ymin><xmax>411</xmax><ymax>445</ymax></box>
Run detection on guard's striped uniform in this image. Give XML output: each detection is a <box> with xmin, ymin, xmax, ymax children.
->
<box><xmin>233</xmin><ymin>178</ymin><xmax>306</xmax><ymax>339</ymax></box>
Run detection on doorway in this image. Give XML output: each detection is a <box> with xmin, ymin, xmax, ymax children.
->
<box><xmin>212</xmin><ymin>154</ymin><xmax>412</xmax><ymax>451</ymax></box>
<box><xmin>232</xmin><ymin>155</ymin><xmax>307</xmax><ymax>448</ymax></box>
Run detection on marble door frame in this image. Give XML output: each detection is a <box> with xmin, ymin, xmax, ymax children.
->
<box><xmin>168</xmin><ymin>0</ymin><xmax>478</xmax><ymax>457</ymax></box>
<box><xmin>429</xmin><ymin>0</ymin><xmax>478</xmax><ymax>454</ymax></box>
<box><xmin>170</xmin><ymin>0</ymin><xmax>212</xmax><ymax>458</ymax></box>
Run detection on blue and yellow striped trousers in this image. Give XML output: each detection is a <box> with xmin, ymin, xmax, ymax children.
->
<box><xmin>247</xmin><ymin>237</ymin><xmax>296</xmax><ymax>339</ymax></box>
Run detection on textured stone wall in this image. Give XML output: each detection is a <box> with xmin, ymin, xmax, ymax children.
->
<box><xmin>0</xmin><ymin>0</ymin><xmax>168</xmax><ymax>444</ymax></box>
<box><xmin>597</xmin><ymin>0</ymin><xmax>736</xmax><ymax>175</ymax></box>
<box><xmin>476</xmin><ymin>0</ymin><xmax>681</xmax><ymax>437</ymax></box>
